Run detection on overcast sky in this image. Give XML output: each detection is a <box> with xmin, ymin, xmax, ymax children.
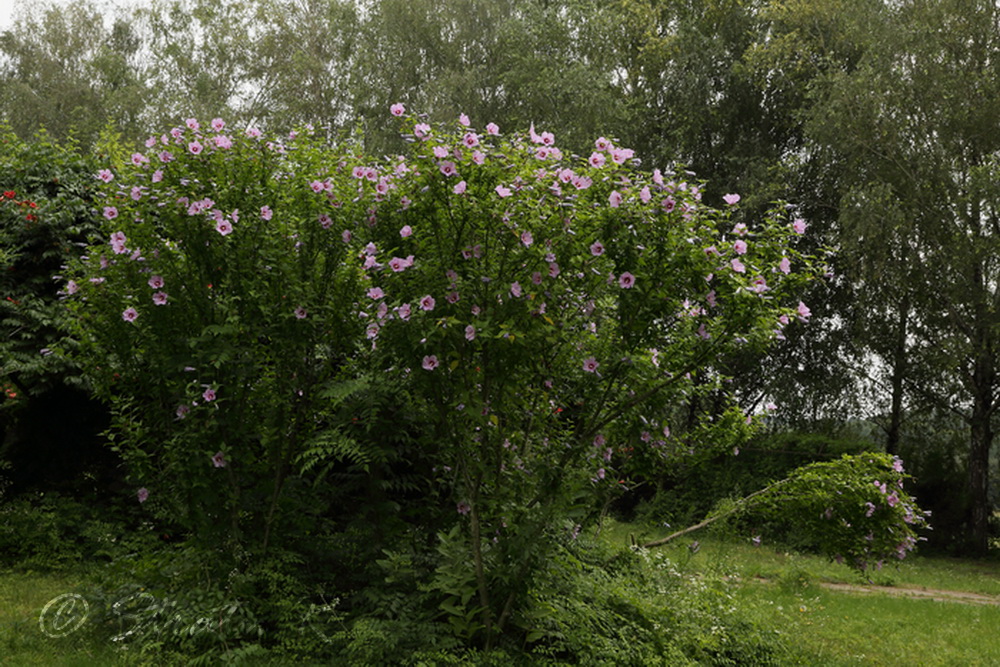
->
<box><xmin>0</xmin><ymin>0</ymin><xmax>124</xmax><ymax>30</ymax></box>
<box><xmin>0</xmin><ymin>0</ymin><xmax>17</xmax><ymax>30</ymax></box>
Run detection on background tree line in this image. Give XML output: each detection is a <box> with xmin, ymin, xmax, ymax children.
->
<box><xmin>3</xmin><ymin>0</ymin><xmax>998</xmax><ymax>554</ymax></box>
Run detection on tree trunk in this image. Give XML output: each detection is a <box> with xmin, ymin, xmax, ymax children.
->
<box><xmin>968</xmin><ymin>349</ymin><xmax>994</xmax><ymax>555</ymax></box>
<box><xmin>966</xmin><ymin>197</ymin><xmax>994</xmax><ymax>556</ymax></box>
<box><xmin>885</xmin><ymin>292</ymin><xmax>909</xmax><ymax>455</ymax></box>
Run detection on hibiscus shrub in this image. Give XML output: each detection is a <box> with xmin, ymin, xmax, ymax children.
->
<box><xmin>65</xmin><ymin>109</ymin><xmax>820</xmax><ymax>650</ymax></box>
<box><xmin>739</xmin><ymin>452</ymin><xmax>930</xmax><ymax>573</ymax></box>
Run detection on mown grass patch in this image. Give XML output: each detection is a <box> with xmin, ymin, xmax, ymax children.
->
<box><xmin>597</xmin><ymin>519</ymin><xmax>1000</xmax><ymax>665</ymax></box>
<box><xmin>600</xmin><ymin>518</ymin><xmax>1000</xmax><ymax>594</ymax></box>
<box><xmin>0</xmin><ymin>570</ymin><xmax>127</xmax><ymax>666</ymax></box>
<box><xmin>734</xmin><ymin>584</ymin><xmax>1000</xmax><ymax>666</ymax></box>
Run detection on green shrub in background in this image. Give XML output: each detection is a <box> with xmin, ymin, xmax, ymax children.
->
<box><xmin>744</xmin><ymin>452</ymin><xmax>929</xmax><ymax>572</ymax></box>
<box><xmin>0</xmin><ymin>125</ymin><xmax>97</xmax><ymax>398</ymax></box>
<box><xmin>893</xmin><ymin>407</ymin><xmax>971</xmax><ymax>553</ymax></box>
<box><xmin>633</xmin><ymin>430</ymin><xmax>875</xmax><ymax>530</ymax></box>
<box><xmin>0</xmin><ymin>492</ymin><xmax>127</xmax><ymax>571</ymax></box>
<box><xmin>0</xmin><ymin>125</ymin><xmax>119</xmax><ymax>500</ymax></box>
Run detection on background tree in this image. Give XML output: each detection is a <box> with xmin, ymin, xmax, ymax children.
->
<box><xmin>0</xmin><ymin>2</ymin><xmax>144</xmax><ymax>143</ymax></box>
<box><xmin>350</xmin><ymin>0</ymin><xmax>631</xmax><ymax>155</ymax></box>
<box><xmin>802</xmin><ymin>0</ymin><xmax>1000</xmax><ymax>553</ymax></box>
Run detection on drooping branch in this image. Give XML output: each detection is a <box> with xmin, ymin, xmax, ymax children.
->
<box><xmin>640</xmin><ymin>477</ymin><xmax>790</xmax><ymax>550</ymax></box>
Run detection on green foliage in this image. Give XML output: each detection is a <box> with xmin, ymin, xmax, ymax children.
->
<box><xmin>59</xmin><ymin>111</ymin><xmax>814</xmax><ymax>654</ymax></box>
<box><xmin>634</xmin><ymin>430</ymin><xmax>875</xmax><ymax>529</ymax></box>
<box><xmin>813</xmin><ymin>406</ymin><xmax>970</xmax><ymax>553</ymax></box>
<box><xmin>0</xmin><ymin>124</ymin><xmax>114</xmax><ymax>501</ymax></box>
<box><xmin>0</xmin><ymin>125</ymin><xmax>99</xmax><ymax>397</ymax></box>
<box><xmin>0</xmin><ymin>492</ymin><xmax>126</xmax><ymax>572</ymax></box>
<box><xmin>521</xmin><ymin>534</ymin><xmax>785</xmax><ymax>665</ymax></box>
<box><xmin>742</xmin><ymin>453</ymin><xmax>929</xmax><ymax>573</ymax></box>
<box><xmin>75</xmin><ymin>544</ymin><xmax>285</xmax><ymax>663</ymax></box>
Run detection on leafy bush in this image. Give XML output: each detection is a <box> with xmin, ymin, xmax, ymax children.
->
<box><xmin>75</xmin><ymin>543</ymin><xmax>268</xmax><ymax>663</ymax></box>
<box><xmin>0</xmin><ymin>124</ymin><xmax>117</xmax><ymax>500</ymax></box>
<box><xmin>0</xmin><ymin>492</ymin><xmax>126</xmax><ymax>571</ymax></box>
<box><xmin>738</xmin><ymin>453</ymin><xmax>930</xmax><ymax>573</ymax></box>
<box><xmin>62</xmin><ymin>109</ymin><xmax>816</xmax><ymax>649</ymax></box>
<box><xmin>520</xmin><ymin>532</ymin><xmax>785</xmax><ymax>665</ymax></box>
<box><xmin>633</xmin><ymin>430</ymin><xmax>876</xmax><ymax>529</ymax></box>
<box><xmin>0</xmin><ymin>125</ymin><xmax>99</xmax><ymax>398</ymax></box>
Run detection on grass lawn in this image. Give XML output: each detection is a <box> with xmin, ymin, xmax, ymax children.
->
<box><xmin>739</xmin><ymin>585</ymin><xmax>1000</xmax><ymax>666</ymax></box>
<box><xmin>0</xmin><ymin>570</ymin><xmax>128</xmax><ymax>666</ymax></box>
<box><xmin>598</xmin><ymin>518</ymin><xmax>1000</xmax><ymax>665</ymax></box>
<box><xmin>601</xmin><ymin>518</ymin><xmax>1000</xmax><ymax>593</ymax></box>
<box><xmin>5</xmin><ymin>523</ymin><xmax>1000</xmax><ymax>665</ymax></box>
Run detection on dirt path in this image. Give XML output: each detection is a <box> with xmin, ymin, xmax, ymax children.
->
<box><xmin>739</xmin><ymin>575</ymin><xmax>1000</xmax><ymax>606</ymax></box>
<box><xmin>817</xmin><ymin>581</ymin><xmax>1000</xmax><ymax>606</ymax></box>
